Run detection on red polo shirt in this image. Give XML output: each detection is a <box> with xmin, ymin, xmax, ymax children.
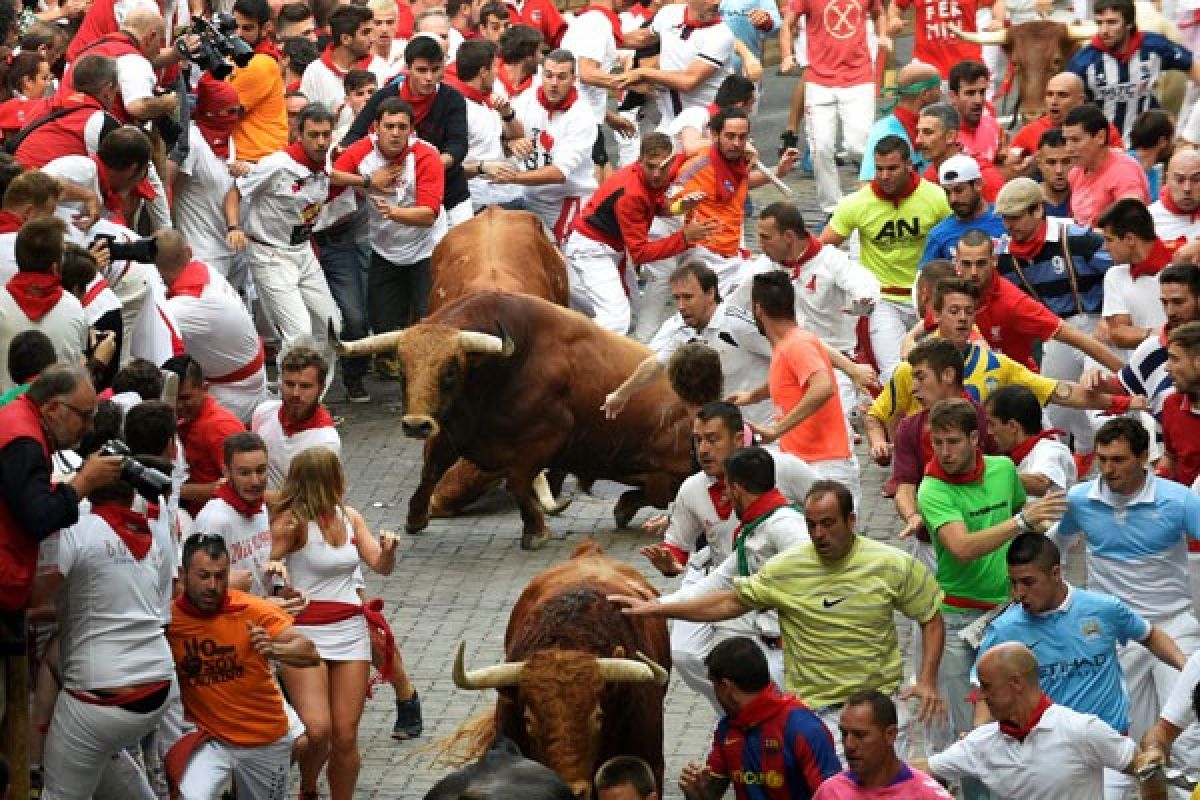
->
<box><xmin>1162</xmin><ymin>390</ymin><xmax>1200</xmax><ymax>488</ymax></box>
<box><xmin>973</xmin><ymin>274</ymin><xmax>1062</xmax><ymax>370</ymax></box>
<box><xmin>179</xmin><ymin>395</ymin><xmax>246</xmax><ymax>510</ymax></box>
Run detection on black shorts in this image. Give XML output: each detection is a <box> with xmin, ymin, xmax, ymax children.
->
<box><xmin>591</xmin><ymin>125</ymin><xmax>609</xmax><ymax>167</ymax></box>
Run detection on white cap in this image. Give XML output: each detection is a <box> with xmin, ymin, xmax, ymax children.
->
<box><xmin>939</xmin><ymin>154</ymin><xmax>982</xmax><ymax>187</ymax></box>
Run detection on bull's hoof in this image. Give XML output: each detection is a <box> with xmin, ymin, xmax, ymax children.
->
<box><xmin>520</xmin><ymin>529</ymin><xmax>551</xmax><ymax>550</ymax></box>
<box><xmin>406</xmin><ymin>515</ymin><xmax>429</xmax><ymax>535</ymax></box>
<box><xmin>613</xmin><ymin>498</ymin><xmax>639</xmax><ymax>529</ymax></box>
<box><xmin>428</xmin><ymin>495</ymin><xmax>458</xmax><ymax>519</ymax></box>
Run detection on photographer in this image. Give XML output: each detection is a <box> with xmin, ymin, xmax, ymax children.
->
<box><xmin>230</xmin><ymin>0</ymin><xmax>288</xmax><ymax>162</ymax></box>
<box><xmin>60</xmin><ymin>243</ymin><xmax>122</xmax><ymax>390</ymax></box>
<box><xmin>12</xmin><ymin>55</ymin><xmax>121</xmax><ymax>170</ymax></box>
<box><xmin>44</xmin><ymin>126</ymin><xmax>155</xmax><ymax>230</ymax></box>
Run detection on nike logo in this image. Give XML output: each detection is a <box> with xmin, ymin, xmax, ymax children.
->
<box><xmin>822</xmin><ymin>596</ymin><xmax>849</xmax><ymax>608</ymax></box>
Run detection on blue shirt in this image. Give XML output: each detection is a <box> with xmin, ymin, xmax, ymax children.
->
<box><xmin>860</xmin><ymin>115</ymin><xmax>927</xmax><ymax>181</ymax></box>
<box><xmin>979</xmin><ymin>586</ymin><xmax>1150</xmax><ymax>733</ymax></box>
<box><xmin>920</xmin><ymin>207</ymin><xmax>1007</xmax><ymax>265</ymax></box>
<box><xmin>995</xmin><ymin>220</ymin><xmax>1112</xmax><ymax>317</ymax></box>
<box><xmin>719</xmin><ymin>0</ymin><xmax>781</xmax><ymax>68</ymax></box>
<box><xmin>1043</xmin><ymin>198</ymin><xmax>1071</xmax><ymax>219</ymax></box>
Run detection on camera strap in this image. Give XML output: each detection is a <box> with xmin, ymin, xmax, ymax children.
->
<box><xmin>4</xmin><ymin>106</ymin><xmax>102</xmax><ymax>155</ymax></box>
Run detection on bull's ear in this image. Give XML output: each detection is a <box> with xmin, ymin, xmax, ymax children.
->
<box><xmin>612</xmin><ymin>646</ymin><xmax>626</xmax><ymax>658</ymax></box>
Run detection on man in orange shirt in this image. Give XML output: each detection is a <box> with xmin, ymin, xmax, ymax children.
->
<box><xmin>231</xmin><ymin>0</ymin><xmax>289</xmax><ymax>162</ymax></box>
<box><xmin>165</xmin><ymin>533</ymin><xmax>319</xmax><ymax>799</ymax></box>
<box><xmin>736</xmin><ymin>271</ymin><xmax>861</xmax><ymax>503</ymax></box>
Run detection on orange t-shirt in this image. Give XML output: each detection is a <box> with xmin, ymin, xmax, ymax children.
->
<box><xmin>167</xmin><ymin>590</ymin><xmax>292</xmax><ymax>747</ymax></box>
<box><xmin>230</xmin><ymin>54</ymin><xmax>288</xmax><ymax>162</ymax></box>
<box><xmin>680</xmin><ymin>154</ymin><xmax>748</xmax><ymax>258</ymax></box>
<box><xmin>769</xmin><ymin>327</ymin><xmax>851</xmax><ymax>462</ymax></box>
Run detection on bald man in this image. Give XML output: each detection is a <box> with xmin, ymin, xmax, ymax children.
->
<box><xmin>859</xmin><ymin>63</ymin><xmax>943</xmax><ymax>182</ymax></box>
<box><xmin>1151</xmin><ymin>150</ymin><xmax>1200</xmax><ymax>241</ymax></box>
<box><xmin>1009</xmin><ymin>72</ymin><xmax>1122</xmax><ymax>159</ymax></box>
<box><xmin>916</xmin><ymin>643</ymin><xmax>1140</xmax><ymax>800</ymax></box>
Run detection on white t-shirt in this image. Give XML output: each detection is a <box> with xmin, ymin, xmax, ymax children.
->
<box><xmin>174</xmin><ymin>124</ymin><xmax>236</xmax><ymax>267</ymax></box>
<box><xmin>928</xmin><ymin>704</ymin><xmax>1135</xmax><ymax>800</ymax></box>
<box><xmin>462</xmin><ymin>93</ymin><xmax>522</xmax><ymax>208</ymax></box>
<box><xmin>0</xmin><ymin>286</ymin><xmax>87</xmax><ymax>392</ymax></box>
<box><xmin>128</xmin><ymin>268</ymin><xmax>182</xmax><ymax>367</ymax></box>
<box><xmin>1150</xmin><ymin>199</ymin><xmax>1200</xmax><ymax>241</ymax></box>
<box><xmin>510</xmin><ymin>88</ymin><xmax>599</xmax><ymax>205</ymax></box>
<box><xmin>116</xmin><ymin>52</ymin><xmax>157</xmax><ymax>107</ymax></box>
<box><xmin>236</xmin><ymin>149</ymin><xmax>329</xmax><ymax>249</ymax></box>
<box><xmin>651</xmin><ymin>4</ymin><xmax>734</xmax><ymax>125</ymax></box>
<box><xmin>1102</xmin><ymin>265</ymin><xmax>1168</xmax><ymax>332</ymax></box>
<box><xmin>658</xmin><ymin>103</ymin><xmax>711</xmax><ymax>151</ymax></box>
<box><xmin>252</xmin><ymin>398</ymin><xmax>343</xmax><ymax>489</ymax></box>
<box><xmin>1018</xmin><ymin>437</ymin><xmax>1077</xmax><ymax>497</ymax></box>
<box><xmin>300</xmin><ymin>57</ymin><xmax>349</xmax><ymax>117</ymax></box>
<box><xmin>561</xmin><ymin>9</ymin><xmax>619</xmax><ymax>125</ymax></box>
<box><xmin>193</xmin><ymin>496</ymin><xmax>273</xmax><ymax>597</ymax></box>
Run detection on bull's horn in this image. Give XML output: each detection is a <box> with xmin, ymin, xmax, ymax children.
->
<box><xmin>1068</xmin><ymin>22</ymin><xmax>1098</xmax><ymax>39</ymax></box>
<box><xmin>948</xmin><ymin>23</ymin><xmax>1008</xmax><ymax>45</ymax></box>
<box><xmin>596</xmin><ymin>653</ymin><xmax>669</xmax><ymax>686</ymax></box>
<box><xmin>457</xmin><ymin>331</ymin><xmax>514</xmax><ymax>356</ymax></box>
<box><xmin>452</xmin><ymin>641</ymin><xmax>525</xmax><ymax>690</ymax></box>
<box><xmin>332</xmin><ymin>328</ymin><xmax>409</xmax><ymax>357</ymax></box>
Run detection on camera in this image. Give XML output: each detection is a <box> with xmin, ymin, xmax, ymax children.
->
<box><xmin>99</xmin><ymin>440</ymin><xmax>174</xmax><ymax>501</ymax></box>
<box><xmin>176</xmin><ymin>13</ymin><xmax>254</xmax><ymax>80</ymax></box>
<box><xmin>92</xmin><ymin>234</ymin><xmax>158</xmax><ymax>264</ymax></box>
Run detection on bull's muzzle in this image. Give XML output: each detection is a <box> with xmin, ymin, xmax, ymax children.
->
<box><xmin>402</xmin><ymin>415</ymin><xmax>438</xmax><ymax>439</ymax></box>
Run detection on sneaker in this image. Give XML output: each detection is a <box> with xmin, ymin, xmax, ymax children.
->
<box><xmin>393</xmin><ymin>691</ymin><xmax>424</xmax><ymax>740</ymax></box>
<box><xmin>779</xmin><ymin>130</ymin><xmax>799</xmax><ymax>158</ymax></box>
<box><xmin>345</xmin><ymin>376</ymin><xmax>371</xmax><ymax>404</ymax></box>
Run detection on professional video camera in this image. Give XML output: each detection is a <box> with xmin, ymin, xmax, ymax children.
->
<box><xmin>91</xmin><ymin>234</ymin><xmax>158</xmax><ymax>264</ymax></box>
<box><xmin>99</xmin><ymin>440</ymin><xmax>174</xmax><ymax>501</ymax></box>
<box><xmin>176</xmin><ymin>13</ymin><xmax>254</xmax><ymax>80</ymax></box>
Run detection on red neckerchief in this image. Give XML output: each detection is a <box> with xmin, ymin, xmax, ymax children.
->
<box><xmin>709</xmin><ymin>143</ymin><xmax>749</xmax><ymax>203</ymax></box>
<box><xmin>683</xmin><ymin>8</ymin><xmax>722</xmax><ymax>29</ymax></box>
<box><xmin>1007</xmin><ymin>218</ymin><xmax>1049</xmax><ymax>261</ymax></box>
<box><xmin>1160</xmin><ymin>185</ymin><xmax>1200</xmax><ymax>223</ymax></box>
<box><xmin>728</xmin><ymin>684</ymin><xmax>801</xmax><ymax>730</ymax></box>
<box><xmin>999</xmin><ymin>693</ymin><xmax>1053</xmax><ymax>742</ymax></box>
<box><xmin>398</xmin><ymin>79</ymin><xmax>437</xmax><ymax>127</ymax></box>
<box><xmin>195</xmin><ymin>77</ymin><xmax>241</xmax><ymax>160</ymax></box>
<box><xmin>0</xmin><ymin>209</ymin><xmax>22</xmax><ymax>233</ymax></box>
<box><xmin>707</xmin><ymin>479</ymin><xmax>733</xmax><ymax>520</ymax></box>
<box><xmin>1009</xmin><ymin>428</ymin><xmax>1066</xmax><ymax>466</ymax></box>
<box><xmin>285</xmin><ymin>79</ymin><xmax>301</xmax><ymax>93</ymax></box>
<box><xmin>91</xmin><ymin>155</ymin><xmax>155</xmax><ymax>224</ymax></box>
<box><xmin>1130</xmin><ymin>238</ymin><xmax>1183</xmax><ymax>280</ymax></box>
<box><xmin>497</xmin><ymin>59</ymin><xmax>533</xmax><ymax>97</ymax></box>
<box><xmin>893</xmin><ymin>105</ymin><xmax>919</xmax><ymax>145</ymax></box>
<box><xmin>731</xmin><ymin>487</ymin><xmax>790</xmax><ymax>544</ymax></box>
<box><xmin>284</xmin><ymin>141</ymin><xmax>325</xmax><ymax>173</ymax></box>
<box><xmin>443</xmin><ymin>74</ymin><xmax>492</xmax><ymax>106</ymax></box>
<box><xmin>925</xmin><ymin>448</ymin><xmax>986</xmax><ymax>484</ymax></box>
<box><xmin>91</xmin><ymin>502</ymin><xmax>153</xmax><ymax>560</ymax></box>
<box><xmin>1090</xmin><ymin>30</ymin><xmax>1146</xmax><ymax>63</ymax></box>
<box><xmin>213</xmin><ymin>480</ymin><xmax>264</xmax><ymax>519</ymax></box>
<box><xmin>174</xmin><ymin>591</ymin><xmax>248</xmax><ymax>618</ymax></box>
<box><xmin>167</xmin><ymin>260</ymin><xmax>211</xmax><ymax>299</ymax></box>
<box><xmin>279</xmin><ymin>403</ymin><xmax>334</xmax><ymax>437</ymax></box>
<box><xmin>580</xmin><ymin>3</ymin><xmax>624</xmax><ymax>45</ymax></box>
<box><xmin>537</xmin><ymin>84</ymin><xmax>578</xmax><ymax>115</ymax></box>
<box><xmin>6</xmin><ymin>272</ymin><xmax>63</xmax><ymax>321</ymax></box>
<box><xmin>705</xmin><ymin>101</ymin><xmax>720</xmax><ymax>117</ymax></box>
<box><xmin>781</xmin><ymin>234</ymin><xmax>823</xmax><ymax>279</ymax></box>
<box><xmin>319</xmin><ymin>44</ymin><xmax>372</xmax><ymax>78</ymax></box>
<box><xmin>869</xmin><ymin>169</ymin><xmax>919</xmax><ymax>208</ymax></box>
<box><xmin>253</xmin><ymin>37</ymin><xmax>283</xmax><ymax>61</ymax></box>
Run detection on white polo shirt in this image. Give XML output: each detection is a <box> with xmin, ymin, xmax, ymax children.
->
<box><xmin>175</xmin><ymin>124</ymin><xmax>236</xmax><ymax>268</ymax></box>
<box><xmin>650</xmin><ymin>3</ymin><xmax>734</xmax><ymax>125</ymax></box>
<box><xmin>560</xmin><ymin>9</ymin><xmax>619</xmax><ymax>125</ymax></box>
<box><xmin>510</xmin><ymin>87</ymin><xmax>599</xmax><ymax>207</ymax></box>
<box><xmin>1149</xmin><ymin>199</ymin><xmax>1200</xmax><ymax>241</ymax></box>
<box><xmin>193</xmin><ymin>496</ymin><xmax>272</xmax><ymax>597</ymax></box>
<box><xmin>236</xmin><ymin>149</ymin><xmax>329</xmax><ymax>250</ymax></box>
<box><xmin>928</xmin><ymin>703</ymin><xmax>1135</xmax><ymax>800</ymax></box>
<box><xmin>251</xmin><ymin>398</ymin><xmax>342</xmax><ymax>489</ymax></box>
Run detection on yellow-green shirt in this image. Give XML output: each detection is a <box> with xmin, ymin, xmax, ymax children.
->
<box><xmin>732</xmin><ymin>535</ymin><xmax>944</xmax><ymax>708</ymax></box>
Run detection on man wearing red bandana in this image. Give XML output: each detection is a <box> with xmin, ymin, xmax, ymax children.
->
<box><xmin>250</xmin><ymin>345</ymin><xmax>340</xmax><ymax>490</ymax></box>
<box><xmin>922</xmin><ymin>643</ymin><xmax>1138</xmax><ymax>800</ymax></box>
<box><xmin>1099</xmin><ymin>198</ymin><xmax>1184</xmax><ymax>351</ymax></box>
<box><xmin>230</xmin><ymin>0</ymin><xmax>289</xmax><ymax>162</ymax></box>
<box><xmin>43</xmin><ymin>126</ymin><xmax>157</xmax><ymax>232</ymax></box>
<box><xmin>1151</xmin><ymin>149</ymin><xmax>1200</xmax><ymax>242</ymax></box>
<box><xmin>985</xmin><ymin>385</ymin><xmax>1077</xmax><ymax>498</ymax></box>
<box><xmin>451</xmin><ymin>40</ymin><xmax>525</xmax><ymax>210</ymax></box>
<box><xmin>300</xmin><ymin>5</ymin><xmax>383</xmax><ymax>119</ymax></box>
<box><xmin>0</xmin><ymin>171</ymin><xmax>62</xmax><ymax>282</ymax></box>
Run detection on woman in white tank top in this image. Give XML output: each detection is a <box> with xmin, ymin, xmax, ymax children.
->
<box><xmin>265</xmin><ymin>446</ymin><xmax>397</xmax><ymax>800</ymax></box>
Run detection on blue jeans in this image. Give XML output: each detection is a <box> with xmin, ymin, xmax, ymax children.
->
<box><xmin>317</xmin><ymin>224</ymin><xmax>369</xmax><ymax>383</ymax></box>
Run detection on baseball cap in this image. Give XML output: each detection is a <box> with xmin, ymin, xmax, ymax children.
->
<box><xmin>995</xmin><ymin>177</ymin><xmax>1045</xmax><ymax>217</ymax></box>
<box><xmin>938</xmin><ymin>155</ymin><xmax>982</xmax><ymax>187</ymax></box>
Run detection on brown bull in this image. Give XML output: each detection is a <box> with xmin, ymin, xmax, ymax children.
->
<box><xmin>453</xmin><ymin>541</ymin><xmax>670</xmax><ymax>798</ymax></box>
<box><xmin>333</xmin><ymin>290</ymin><xmax>692</xmax><ymax>549</ymax></box>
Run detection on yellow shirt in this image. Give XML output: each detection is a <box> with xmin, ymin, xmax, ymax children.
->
<box><xmin>732</xmin><ymin>535</ymin><xmax>944</xmax><ymax>708</ymax></box>
<box><xmin>868</xmin><ymin>339</ymin><xmax>1058</xmax><ymax>426</ymax></box>
<box><xmin>230</xmin><ymin>53</ymin><xmax>288</xmax><ymax>162</ymax></box>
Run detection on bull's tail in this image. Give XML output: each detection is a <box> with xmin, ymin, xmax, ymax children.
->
<box><xmin>426</xmin><ymin>709</ymin><xmax>497</xmax><ymax>767</ymax></box>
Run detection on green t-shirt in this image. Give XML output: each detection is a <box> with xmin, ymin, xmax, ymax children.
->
<box><xmin>0</xmin><ymin>383</ymin><xmax>29</xmax><ymax>407</ymax></box>
<box><xmin>827</xmin><ymin>180</ymin><xmax>952</xmax><ymax>294</ymax></box>
<box><xmin>917</xmin><ymin>455</ymin><xmax>1026</xmax><ymax>611</ymax></box>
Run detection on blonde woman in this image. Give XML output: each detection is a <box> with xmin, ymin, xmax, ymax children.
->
<box><xmin>266</xmin><ymin>447</ymin><xmax>397</xmax><ymax>800</ymax></box>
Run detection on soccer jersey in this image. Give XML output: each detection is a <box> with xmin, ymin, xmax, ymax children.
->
<box><xmin>732</xmin><ymin>535</ymin><xmax>944</xmax><ymax>707</ymax></box>
<box><xmin>920</xmin><ymin>209</ymin><xmax>1007</xmax><ymax>265</ymax></box>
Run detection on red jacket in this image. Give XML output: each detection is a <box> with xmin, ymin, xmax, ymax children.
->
<box><xmin>572</xmin><ymin>159</ymin><xmax>690</xmax><ymax>266</ymax></box>
<box><xmin>13</xmin><ymin>95</ymin><xmax>119</xmax><ymax>168</ymax></box>
<box><xmin>0</xmin><ymin>395</ymin><xmax>53</xmax><ymax>610</ymax></box>
<box><xmin>61</xmin><ymin>31</ymin><xmax>143</xmax><ymax>123</ymax></box>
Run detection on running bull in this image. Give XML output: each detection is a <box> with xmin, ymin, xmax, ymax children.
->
<box><xmin>424</xmin><ymin>737</ymin><xmax>574</xmax><ymax>800</ymax></box>
<box><xmin>452</xmin><ymin>541</ymin><xmax>670</xmax><ymax>797</ymax></box>
<box><xmin>331</xmin><ymin>291</ymin><xmax>692</xmax><ymax>549</ymax></box>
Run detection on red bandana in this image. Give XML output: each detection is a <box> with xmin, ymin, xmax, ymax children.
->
<box><xmin>925</xmin><ymin>448</ymin><xmax>986</xmax><ymax>484</ymax></box>
<box><xmin>780</xmin><ymin>234</ymin><xmax>823</xmax><ymax>279</ymax></box>
<box><xmin>6</xmin><ymin>272</ymin><xmax>63</xmax><ymax>321</ymax></box>
<box><xmin>707</xmin><ymin>479</ymin><xmax>733</xmax><ymax>520</ymax></box>
<box><xmin>91</xmin><ymin>502</ymin><xmax>153</xmax><ymax>560</ymax></box>
<box><xmin>893</xmin><ymin>105</ymin><xmax>919</xmax><ymax>146</ymax></box>
<box><xmin>1089</xmin><ymin>30</ymin><xmax>1145</xmax><ymax>64</ymax></box>
<box><xmin>496</xmin><ymin>59</ymin><xmax>533</xmax><ymax>98</ymax></box>
<box><xmin>1006</xmin><ymin>218</ymin><xmax>1049</xmax><ymax>261</ymax></box>
<box><xmin>284</xmin><ymin>141</ymin><xmax>326</xmax><ymax>173</ymax></box>
<box><xmin>731</xmin><ymin>487</ymin><xmax>790</xmax><ymax>544</ymax></box>
<box><xmin>1130</xmin><ymin>238</ymin><xmax>1183</xmax><ymax>280</ymax></box>
<box><xmin>537</xmin><ymin>84</ymin><xmax>578</xmax><ymax>115</ymax></box>
<box><xmin>92</xmin><ymin>155</ymin><xmax>156</xmax><ymax>224</ymax></box>
<box><xmin>279</xmin><ymin>403</ymin><xmax>335</xmax><ymax>437</ymax></box>
<box><xmin>683</xmin><ymin>9</ymin><xmax>722</xmax><ymax>29</ymax></box>
<box><xmin>195</xmin><ymin>75</ymin><xmax>241</xmax><ymax>160</ymax></box>
<box><xmin>998</xmin><ymin>693</ymin><xmax>1053</xmax><ymax>742</ymax></box>
<box><xmin>1009</xmin><ymin>428</ymin><xmax>1065</xmax><ymax>467</ymax></box>
<box><xmin>869</xmin><ymin>169</ymin><xmax>920</xmax><ymax>208</ymax></box>
<box><xmin>253</xmin><ymin>37</ymin><xmax>283</xmax><ymax>62</ymax></box>
<box><xmin>580</xmin><ymin>4</ymin><xmax>624</xmax><ymax>45</ymax></box>
<box><xmin>398</xmin><ymin>79</ymin><xmax>437</xmax><ymax>127</ymax></box>
<box><xmin>1160</xmin><ymin>185</ymin><xmax>1200</xmax><ymax>223</ymax></box>
<box><xmin>213</xmin><ymin>480</ymin><xmax>264</xmax><ymax>518</ymax></box>
<box><xmin>709</xmin><ymin>143</ymin><xmax>749</xmax><ymax>203</ymax></box>
<box><xmin>167</xmin><ymin>260</ymin><xmax>211</xmax><ymax>299</ymax></box>
<box><xmin>443</xmin><ymin>74</ymin><xmax>492</xmax><ymax>106</ymax></box>
<box><xmin>174</xmin><ymin>591</ymin><xmax>248</xmax><ymax>618</ymax></box>
<box><xmin>0</xmin><ymin>210</ymin><xmax>22</xmax><ymax>234</ymax></box>
<box><xmin>319</xmin><ymin>44</ymin><xmax>372</xmax><ymax>78</ymax></box>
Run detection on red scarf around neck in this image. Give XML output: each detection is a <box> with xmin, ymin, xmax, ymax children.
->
<box><xmin>399</xmin><ymin>79</ymin><xmax>438</xmax><ymax>127</ymax></box>
<box><xmin>683</xmin><ymin>8</ymin><xmax>722</xmax><ymax>29</ymax></box>
<box><xmin>1090</xmin><ymin>30</ymin><xmax>1145</xmax><ymax>64</ymax></box>
<box><xmin>925</xmin><ymin>448</ymin><xmax>986</xmax><ymax>484</ymax></box>
<box><xmin>707</xmin><ymin>479</ymin><xmax>733</xmax><ymax>520</ymax></box>
<box><xmin>167</xmin><ymin>260</ymin><xmax>211</xmax><ymax>299</ymax></box>
<box><xmin>709</xmin><ymin>143</ymin><xmax>749</xmax><ymax>203</ymax></box>
<box><xmin>1130</xmin><ymin>238</ymin><xmax>1182</xmax><ymax>280</ymax></box>
<box><xmin>998</xmin><ymin>693</ymin><xmax>1053</xmax><ymax>742</ymax></box>
<box><xmin>893</xmin><ymin>105</ymin><xmax>919</xmax><ymax>146</ymax></box>
<box><xmin>0</xmin><ymin>210</ymin><xmax>22</xmax><ymax>234</ymax></box>
<box><xmin>253</xmin><ymin>37</ymin><xmax>283</xmax><ymax>62</ymax></box>
<box><xmin>195</xmin><ymin>75</ymin><xmax>241</xmax><ymax>160</ymax></box>
<box><xmin>284</xmin><ymin>141</ymin><xmax>326</xmax><ymax>173</ymax></box>
<box><xmin>1009</xmin><ymin>428</ymin><xmax>1065</xmax><ymax>467</ymax></box>
<box><xmin>1160</xmin><ymin>185</ymin><xmax>1200</xmax><ymax>222</ymax></box>
<box><xmin>1006</xmin><ymin>218</ymin><xmax>1049</xmax><ymax>261</ymax></box>
<box><xmin>496</xmin><ymin>58</ymin><xmax>533</xmax><ymax>98</ymax></box>
<box><xmin>869</xmin><ymin>169</ymin><xmax>919</xmax><ymax>208</ymax></box>
<box><xmin>581</xmin><ymin>3</ymin><xmax>624</xmax><ymax>45</ymax></box>
<box><xmin>7</xmin><ymin>272</ymin><xmax>63</xmax><ymax>321</ymax></box>
<box><xmin>279</xmin><ymin>403</ymin><xmax>334</xmax><ymax>437</ymax></box>
<box><xmin>174</xmin><ymin>591</ymin><xmax>248</xmax><ymax>618</ymax></box>
<box><xmin>213</xmin><ymin>480</ymin><xmax>264</xmax><ymax>519</ymax></box>
<box><xmin>92</xmin><ymin>502</ymin><xmax>153</xmax><ymax>560</ymax></box>
<box><xmin>781</xmin><ymin>233</ymin><xmax>823</xmax><ymax>279</ymax></box>
<box><xmin>319</xmin><ymin>44</ymin><xmax>372</xmax><ymax>78</ymax></box>
<box><xmin>731</xmin><ymin>487</ymin><xmax>790</xmax><ymax>544</ymax></box>
<box><xmin>537</xmin><ymin>84</ymin><xmax>578</xmax><ymax>115</ymax></box>
<box><xmin>443</xmin><ymin>73</ymin><xmax>492</xmax><ymax>106</ymax></box>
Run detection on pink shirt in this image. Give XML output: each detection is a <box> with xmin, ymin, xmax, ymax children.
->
<box><xmin>957</xmin><ymin>112</ymin><xmax>1001</xmax><ymax>163</ymax></box>
<box><xmin>789</xmin><ymin>0</ymin><xmax>880</xmax><ymax>88</ymax></box>
<box><xmin>813</xmin><ymin>766</ymin><xmax>955</xmax><ymax>799</ymax></box>
<box><xmin>1069</xmin><ymin>148</ymin><xmax>1151</xmax><ymax>228</ymax></box>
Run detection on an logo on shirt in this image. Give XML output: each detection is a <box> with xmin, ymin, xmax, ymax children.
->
<box><xmin>873</xmin><ymin>218</ymin><xmax>921</xmax><ymax>246</ymax></box>
<box><xmin>822</xmin><ymin>595</ymin><xmax>850</xmax><ymax>608</ymax></box>
<box><xmin>177</xmin><ymin>636</ymin><xmax>245</xmax><ymax>687</ymax></box>
<box><xmin>762</xmin><ymin>737</ymin><xmax>782</xmax><ymax>751</ymax></box>
<box><xmin>823</xmin><ymin>0</ymin><xmax>864</xmax><ymax>39</ymax></box>
<box><xmin>1051</xmin><ymin>255</ymin><xmax>1067</xmax><ymax>275</ymax></box>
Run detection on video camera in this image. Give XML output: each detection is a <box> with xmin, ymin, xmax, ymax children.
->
<box><xmin>91</xmin><ymin>234</ymin><xmax>158</xmax><ymax>264</ymax></box>
<box><xmin>98</xmin><ymin>440</ymin><xmax>174</xmax><ymax>501</ymax></box>
<box><xmin>176</xmin><ymin>13</ymin><xmax>254</xmax><ymax>80</ymax></box>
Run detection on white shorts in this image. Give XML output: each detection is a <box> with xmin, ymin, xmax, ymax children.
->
<box><xmin>177</xmin><ymin>733</ymin><xmax>292</xmax><ymax>800</ymax></box>
<box><xmin>294</xmin><ymin>617</ymin><xmax>371</xmax><ymax>662</ymax></box>
<box><xmin>563</xmin><ymin>230</ymin><xmax>630</xmax><ymax>334</ymax></box>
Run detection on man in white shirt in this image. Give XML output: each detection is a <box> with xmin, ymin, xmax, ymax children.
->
<box><xmin>250</xmin><ymin>345</ymin><xmax>340</xmax><ymax>489</ymax></box>
<box><xmin>921</xmin><ymin>643</ymin><xmax>1138</xmax><ymax>800</ymax></box>
<box><xmin>299</xmin><ymin>5</ymin><xmax>380</xmax><ymax>119</ymax></box>
<box><xmin>984</xmin><ymin>385</ymin><xmax>1077</xmax><ymax>498</ymax></box>
<box><xmin>193</xmin><ymin>432</ymin><xmax>273</xmax><ymax>597</ymax></box>
<box><xmin>559</xmin><ymin>0</ymin><xmax>631</xmax><ymax>177</ymax></box>
<box><xmin>0</xmin><ymin>171</ymin><xmax>62</xmax><ymax>282</ymax></box>
<box><xmin>1098</xmin><ymin>198</ymin><xmax>1174</xmax><ymax>353</ymax></box>
<box><xmin>447</xmin><ymin>40</ymin><xmax>524</xmax><ymax>211</ymax></box>
<box><xmin>495</xmin><ymin>49</ymin><xmax>598</xmax><ymax>244</ymax></box>
<box><xmin>1150</xmin><ymin>148</ymin><xmax>1200</xmax><ymax>241</ymax></box>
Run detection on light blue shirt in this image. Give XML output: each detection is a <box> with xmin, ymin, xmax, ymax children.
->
<box><xmin>718</xmin><ymin>0</ymin><xmax>781</xmax><ymax>69</ymax></box>
<box><xmin>859</xmin><ymin>114</ymin><xmax>927</xmax><ymax>182</ymax></box>
<box><xmin>979</xmin><ymin>585</ymin><xmax>1150</xmax><ymax>733</ymax></box>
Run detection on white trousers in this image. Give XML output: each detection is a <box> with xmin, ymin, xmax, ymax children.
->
<box><xmin>818</xmin><ymin>691</ymin><xmax>911</xmax><ymax>764</ymax></box>
<box><xmin>527</xmin><ymin>194</ymin><xmax>586</xmax><ymax>246</ymax></box>
<box><xmin>804</xmin><ymin>82</ymin><xmax>875</xmax><ymax>212</ymax></box>
<box><xmin>563</xmin><ymin>231</ymin><xmax>630</xmax><ymax>335</ymax></box>
<box><xmin>44</xmin><ymin>687</ymin><xmax>170</xmax><ymax>799</ymax></box>
<box><xmin>177</xmin><ymin>734</ymin><xmax>293</xmax><ymax>800</ymax></box>
<box><xmin>1042</xmin><ymin>313</ymin><xmax>1099</xmax><ymax>455</ymax></box>
<box><xmin>810</xmin><ymin>455</ymin><xmax>861</xmax><ymax>511</ymax></box>
<box><xmin>869</xmin><ymin>299</ymin><xmax>918</xmax><ymax>384</ymax></box>
<box><xmin>1121</xmin><ymin>611</ymin><xmax>1200</xmax><ymax>743</ymax></box>
<box><xmin>630</xmin><ymin>217</ymin><xmax>683</xmax><ymax>343</ymax></box>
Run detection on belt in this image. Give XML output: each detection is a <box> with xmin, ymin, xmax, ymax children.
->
<box><xmin>881</xmin><ymin>285</ymin><xmax>912</xmax><ymax>297</ymax></box>
<box><xmin>208</xmin><ymin>341</ymin><xmax>266</xmax><ymax>385</ymax></box>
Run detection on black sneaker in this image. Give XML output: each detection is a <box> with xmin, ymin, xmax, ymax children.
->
<box><xmin>393</xmin><ymin>691</ymin><xmax>424</xmax><ymax>740</ymax></box>
<box><xmin>345</xmin><ymin>376</ymin><xmax>370</xmax><ymax>404</ymax></box>
<box><xmin>779</xmin><ymin>130</ymin><xmax>799</xmax><ymax>158</ymax></box>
